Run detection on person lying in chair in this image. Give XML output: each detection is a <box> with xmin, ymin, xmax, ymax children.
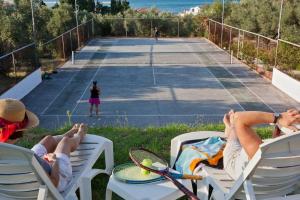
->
<box><xmin>222</xmin><ymin>109</ymin><xmax>300</xmax><ymax>180</ymax></box>
<box><xmin>0</xmin><ymin>99</ymin><xmax>87</xmax><ymax>192</ymax></box>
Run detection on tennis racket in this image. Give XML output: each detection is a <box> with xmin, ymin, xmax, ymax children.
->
<box><xmin>129</xmin><ymin>147</ymin><xmax>200</xmax><ymax>200</ymax></box>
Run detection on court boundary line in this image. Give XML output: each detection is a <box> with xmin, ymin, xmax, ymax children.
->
<box><xmin>40</xmin><ymin>114</ymin><xmax>225</xmax><ymax>117</ymax></box>
<box><xmin>150</xmin><ymin>44</ymin><xmax>156</xmax><ymax>85</ymax></box>
<box><xmin>71</xmin><ymin>39</ymin><xmax>119</xmax><ymax>114</ymax></box>
<box><xmin>40</xmin><ymin>70</ymin><xmax>80</xmax><ymax>115</ymax></box>
<box><xmin>186</xmin><ymin>41</ymin><xmax>246</xmax><ymax>111</ymax></box>
<box><xmin>204</xmin><ymin>38</ymin><xmax>276</xmax><ymax>113</ymax></box>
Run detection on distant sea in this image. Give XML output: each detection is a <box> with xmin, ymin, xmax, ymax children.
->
<box><xmin>44</xmin><ymin>0</ymin><xmax>215</xmax><ymax>13</ymax></box>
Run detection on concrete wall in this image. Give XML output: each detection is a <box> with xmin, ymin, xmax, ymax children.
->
<box><xmin>272</xmin><ymin>68</ymin><xmax>300</xmax><ymax>102</ymax></box>
<box><xmin>0</xmin><ymin>68</ymin><xmax>42</xmax><ymax>100</ymax></box>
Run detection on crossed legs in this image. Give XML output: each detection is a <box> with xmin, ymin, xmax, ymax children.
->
<box><xmin>37</xmin><ymin>124</ymin><xmax>86</xmax><ymax>157</ymax></box>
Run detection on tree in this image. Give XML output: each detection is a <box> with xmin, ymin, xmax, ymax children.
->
<box><xmin>47</xmin><ymin>3</ymin><xmax>75</xmax><ymax>37</ymax></box>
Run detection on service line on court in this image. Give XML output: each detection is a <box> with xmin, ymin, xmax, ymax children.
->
<box><xmin>204</xmin><ymin>39</ymin><xmax>276</xmax><ymax>113</ymax></box>
<box><xmin>41</xmin><ymin>70</ymin><xmax>80</xmax><ymax>115</ymax></box>
<box><xmin>150</xmin><ymin>44</ymin><xmax>156</xmax><ymax>85</ymax></box>
<box><xmin>41</xmin><ymin>114</ymin><xmax>225</xmax><ymax>117</ymax></box>
<box><xmin>186</xmin><ymin>41</ymin><xmax>246</xmax><ymax>111</ymax></box>
<box><xmin>71</xmin><ymin>39</ymin><xmax>119</xmax><ymax>114</ymax></box>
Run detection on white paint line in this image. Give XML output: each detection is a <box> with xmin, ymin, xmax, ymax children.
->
<box><xmin>150</xmin><ymin>44</ymin><xmax>156</xmax><ymax>85</ymax></box>
<box><xmin>40</xmin><ymin>114</ymin><xmax>225</xmax><ymax>117</ymax></box>
<box><xmin>71</xmin><ymin>39</ymin><xmax>119</xmax><ymax>114</ymax></box>
<box><xmin>204</xmin><ymin>38</ymin><xmax>276</xmax><ymax>113</ymax></box>
<box><xmin>186</xmin><ymin>41</ymin><xmax>246</xmax><ymax>111</ymax></box>
<box><xmin>41</xmin><ymin>71</ymin><xmax>79</xmax><ymax>115</ymax></box>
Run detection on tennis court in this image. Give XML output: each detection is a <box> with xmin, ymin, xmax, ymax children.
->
<box><xmin>22</xmin><ymin>38</ymin><xmax>300</xmax><ymax>129</ymax></box>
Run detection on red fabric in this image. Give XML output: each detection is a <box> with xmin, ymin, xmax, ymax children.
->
<box><xmin>0</xmin><ymin>116</ymin><xmax>28</xmax><ymax>142</ymax></box>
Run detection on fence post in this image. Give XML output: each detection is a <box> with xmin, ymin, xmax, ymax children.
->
<box><xmin>92</xmin><ymin>18</ymin><xmax>95</xmax><ymax>36</ymax></box>
<box><xmin>125</xmin><ymin>19</ymin><xmax>128</xmax><ymax>37</ymax></box>
<box><xmin>274</xmin><ymin>40</ymin><xmax>279</xmax><ymax>67</ymax></box>
<box><xmin>214</xmin><ymin>21</ymin><xmax>217</xmax><ymax>43</ymax></box>
<box><xmin>229</xmin><ymin>27</ymin><xmax>232</xmax><ymax>52</ymax></box>
<box><xmin>69</xmin><ymin>31</ymin><xmax>73</xmax><ymax>51</ymax></box>
<box><xmin>150</xmin><ymin>19</ymin><xmax>153</xmax><ymax>37</ymax></box>
<box><xmin>208</xmin><ymin>20</ymin><xmax>210</xmax><ymax>40</ymax></box>
<box><xmin>62</xmin><ymin>34</ymin><xmax>66</xmax><ymax>60</ymax></box>
<box><xmin>237</xmin><ymin>29</ymin><xmax>240</xmax><ymax>59</ymax></box>
<box><xmin>230</xmin><ymin>50</ymin><xmax>233</xmax><ymax>64</ymax></box>
<box><xmin>177</xmin><ymin>18</ymin><xmax>180</xmax><ymax>37</ymax></box>
<box><xmin>76</xmin><ymin>24</ymin><xmax>80</xmax><ymax>48</ymax></box>
<box><xmin>11</xmin><ymin>52</ymin><xmax>17</xmax><ymax>82</ymax></box>
<box><xmin>220</xmin><ymin>22</ymin><xmax>224</xmax><ymax>48</ymax></box>
<box><xmin>256</xmin><ymin>35</ymin><xmax>260</xmax><ymax>65</ymax></box>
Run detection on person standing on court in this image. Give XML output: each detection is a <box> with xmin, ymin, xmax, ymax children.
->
<box><xmin>89</xmin><ymin>81</ymin><xmax>101</xmax><ymax>117</ymax></box>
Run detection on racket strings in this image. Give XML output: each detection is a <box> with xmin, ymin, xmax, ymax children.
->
<box><xmin>130</xmin><ymin>149</ymin><xmax>168</xmax><ymax>171</ymax></box>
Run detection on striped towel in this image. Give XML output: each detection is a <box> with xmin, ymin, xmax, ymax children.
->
<box><xmin>175</xmin><ymin>136</ymin><xmax>225</xmax><ymax>174</ymax></box>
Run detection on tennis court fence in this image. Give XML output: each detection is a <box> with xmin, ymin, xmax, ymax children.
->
<box><xmin>207</xmin><ymin>19</ymin><xmax>300</xmax><ymax>79</ymax></box>
<box><xmin>0</xmin><ymin>19</ymin><xmax>93</xmax><ymax>94</ymax></box>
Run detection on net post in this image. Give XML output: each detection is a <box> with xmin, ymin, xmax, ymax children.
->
<box><xmin>72</xmin><ymin>51</ymin><xmax>75</xmax><ymax>65</ymax></box>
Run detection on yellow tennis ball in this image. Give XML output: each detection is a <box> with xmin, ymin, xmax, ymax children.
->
<box><xmin>141</xmin><ymin>159</ymin><xmax>152</xmax><ymax>175</ymax></box>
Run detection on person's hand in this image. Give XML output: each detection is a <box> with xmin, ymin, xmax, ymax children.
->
<box><xmin>44</xmin><ymin>153</ymin><xmax>57</xmax><ymax>163</ymax></box>
<box><xmin>278</xmin><ymin>109</ymin><xmax>300</xmax><ymax>131</ymax></box>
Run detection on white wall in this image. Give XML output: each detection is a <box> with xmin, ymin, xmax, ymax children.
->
<box><xmin>0</xmin><ymin>68</ymin><xmax>42</xmax><ymax>100</ymax></box>
<box><xmin>272</xmin><ymin>68</ymin><xmax>300</xmax><ymax>103</ymax></box>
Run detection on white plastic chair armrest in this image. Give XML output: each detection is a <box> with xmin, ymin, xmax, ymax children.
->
<box><xmin>37</xmin><ymin>185</ymin><xmax>48</xmax><ymax>200</ymax></box>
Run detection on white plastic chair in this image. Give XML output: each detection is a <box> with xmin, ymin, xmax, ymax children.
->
<box><xmin>171</xmin><ymin>131</ymin><xmax>300</xmax><ymax>200</ymax></box>
<box><xmin>0</xmin><ymin>134</ymin><xmax>114</xmax><ymax>200</ymax></box>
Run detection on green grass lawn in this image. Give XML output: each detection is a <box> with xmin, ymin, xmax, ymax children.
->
<box><xmin>17</xmin><ymin>124</ymin><xmax>273</xmax><ymax>200</ymax></box>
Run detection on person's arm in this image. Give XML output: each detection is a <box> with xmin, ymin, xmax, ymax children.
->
<box><xmin>45</xmin><ymin>153</ymin><xmax>60</xmax><ymax>187</ymax></box>
<box><xmin>233</xmin><ymin>110</ymin><xmax>300</xmax><ymax>158</ymax></box>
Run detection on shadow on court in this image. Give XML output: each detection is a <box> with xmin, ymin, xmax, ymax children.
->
<box><xmin>22</xmin><ymin>38</ymin><xmax>300</xmax><ymax>129</ymax></box>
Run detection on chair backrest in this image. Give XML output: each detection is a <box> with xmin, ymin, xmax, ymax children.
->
<box><xmin>0</xmin><ymin>142</ymin><xmax>62</xmax><ymax>200</ymax></box>
<box><xmin>229</xmin><ymin>133</ymin><xmax>300</xmax><ymax>199</ymax></box>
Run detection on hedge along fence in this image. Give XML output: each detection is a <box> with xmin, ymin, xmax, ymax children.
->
<box><xmin>39</xmin><ymin>19</ymin><xmax>94</xmax><ymax>72</ymax></box>
<box><xmin>207</xmin><ymin>19</ymin><xmax>300</xmax><ymax>79</ymax></box>
<box><xmin>92</xmin><ymin>16</ymin><xmax>203</xmax><ymax>38</ymax></box>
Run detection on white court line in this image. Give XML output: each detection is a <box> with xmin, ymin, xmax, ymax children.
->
<box><xmin>41</xmin><ymin>114</ymin><xmax>225</xmax><ymax>117</ymax></box>
<box><xmin>186</xmin><ymin>41</ymin><xmax>245</xmax><ymax>111</ymax></box>
<box><xmin>204</xmin><ymin>38</ymin><xmax>276</xmax><ymax>113</ymax></box>
<box><xmin>150</xmin><ymin>44</ymin><xmax>156</xmax><ymax>85</ymax></box>
<box><xmin>41</xmin><ymin>71</ymin><xmax>79</xmax><ymax>115</ymax></box>
<box><xmin>71</xmin><ymin>39</ymin><xmax>119</xmax><ymax>114</ymax></box>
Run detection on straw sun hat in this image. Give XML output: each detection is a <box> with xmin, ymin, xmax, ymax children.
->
<box><xmin>0</xmin><ymin>99</ymin><xmax>39</xmax><ymax>131</ymax></box>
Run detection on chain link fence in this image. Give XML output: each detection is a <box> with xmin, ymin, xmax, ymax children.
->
<box><xmin>207</xmin><ymin>19</ymin><xmax>300</xmax><ymax>80</ymax></box>
<box><xmin>0</xmin><ymin>19</ymin><xmax>93</xmax><ymax>94</ymax></box>
<box><xmin>94</xmin><ymin>17</ymin><xmax>199</xmax><ymax>37</ymax></box>
<box><xmin>0</xmin><ymin>43</ymin><xmax>37</xmax><ymax>94</ymax></box>
<box><xmin>39</xmin><ymin>19</ymin><xmax>93</xmax><ymax>72</ymax></box>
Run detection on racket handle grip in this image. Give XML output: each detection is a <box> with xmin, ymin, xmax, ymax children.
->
<box><xmin>182</xmin><ymin>174</ymin><xmax>202</xmax><ymax>180</ymax></box>
<box><xmin>167</xmin><ymin>175</ymin><xmax>200</xmax><ymax>200</ymax></box>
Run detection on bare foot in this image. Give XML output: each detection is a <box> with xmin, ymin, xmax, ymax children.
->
<box><xmin>76</xmin><ymin>123</ymin><xmax>87</xmax><ymax>142</ymax></box>
<box><xmin>223</xmin><ymin>110</ymin><xmax>234</xmax><ymax>137</ymax></box>
<box><xmin>63</xmin><ymin>124</ymin><xmax>80</xmax><ymax>138</ymax></box>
